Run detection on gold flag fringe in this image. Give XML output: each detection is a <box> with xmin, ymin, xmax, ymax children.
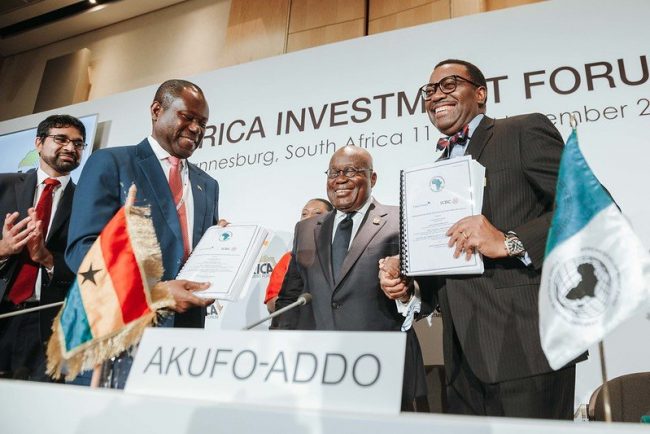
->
<box><xmin>46</xmin><ymin>202</ymin><xmax>175</xmax><ymax>381</ymax></box>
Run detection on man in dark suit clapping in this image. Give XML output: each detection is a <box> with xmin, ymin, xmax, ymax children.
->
<box><xmin>0</xmin><ymin>115</ymin><xmax>85</xmax><ymax>381</ymax></box>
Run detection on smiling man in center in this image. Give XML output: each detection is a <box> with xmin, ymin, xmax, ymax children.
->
<box><xmin>275</xmin><ymin>145</ymin><xmax>432</xmax><ymax>411</ymax></box>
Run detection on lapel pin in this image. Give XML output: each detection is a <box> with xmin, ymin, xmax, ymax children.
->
<box><xmin>373</xmin><ymin>217</ymin><xmax>381</xmax><ymax>225</ymax></box>
<box><xmin>196</xmin><ymin>184</ymin><xmax>203</xmax><ymax>191</ymax></box>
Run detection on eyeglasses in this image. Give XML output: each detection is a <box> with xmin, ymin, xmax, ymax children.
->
<box><xmin>325</xmin><ymin>168</ymin><xmax>372</xmax><ymax>179</ymax></box>
<box><xmin>419</xmin><ymin>75</ymin><xmax>482</xmax><ymax>100</ymax></box>
<box><xmin>43</xmin><ymin>134</ymin><xmax>87</xmax><ymax>150</ymax></box>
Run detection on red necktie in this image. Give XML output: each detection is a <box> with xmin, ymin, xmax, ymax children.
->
<box><xmin>436</xmin><ymin>124</ymin><xmax>470</xmax><ymax>152</ymax></box>
<box><xmin>168</xmin><ymin>156</ymin><xmax>190</xmax><ymax>260</ymax></box>
<box><xmin>8</xmin><ymin>177</ymin><xmax>60</xmax><ymax>304</ymax></box>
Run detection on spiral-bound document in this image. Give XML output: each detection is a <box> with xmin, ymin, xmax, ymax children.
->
<box><xmin>400</xmin><ymin>156</ymin><xmax>485</xmax><ymax>276</ymax></box>
<box><xmin>176</xmin><ymin>224</ymin><xmax>269</xmax><ymax>301</ymax></box>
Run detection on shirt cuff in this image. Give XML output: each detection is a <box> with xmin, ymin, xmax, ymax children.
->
<box><xmin>44</xmin><ymin>265</ymin><xmax>54</xmax><ymax>279</ymax></box>
<box><xmin>395</xmin><ymin>281</ymin><xmax>421</xmax><ymax>331</ymax></box>
<box><xmin>518</xmin><ymin>251</ymin><xmax>532</xmax><ymax>266</ymax></box>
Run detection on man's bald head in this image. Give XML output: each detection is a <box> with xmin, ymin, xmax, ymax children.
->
<box><xmin>326</xmin><ymin>146</ymin><xmax>377</xmax><ymax>212</ymax></box>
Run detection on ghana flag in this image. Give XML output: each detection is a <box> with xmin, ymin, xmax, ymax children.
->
<box><xmin>47</xmin><ymin>186</ymin><xmax>174</xmax><ymax>380</ymax></box>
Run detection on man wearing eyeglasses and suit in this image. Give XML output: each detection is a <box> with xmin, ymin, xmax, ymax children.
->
<box><xmin>0</xmin><ymin>114</ymin><xmax>85</xmax><ymax>381</ymax></box>
<box><xmin>276</xmin><ymin>145</ymin><xmax>433</xmax><ymax>412</ymax></box>
<box><xmin>380</xmin><ymin>59</ymin><xmax>581</xmax><ymax>419</ymax></box>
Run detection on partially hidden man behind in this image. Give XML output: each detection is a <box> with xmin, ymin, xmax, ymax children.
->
<box><xmin>66</xmin><ymin>80</ymin><xmax>218</xmax><ymax>338</ymax></box>
<box><xmin>0</xmin><ymin>115</ymin><xmax>85</xmax><ymax>381</ymax></box>
<box><xmin>276</xmin><ymin>145</ymin><xmax>432</xmax><ymax>411</ymax></box>
<box><xmin>380</xmin><ymin>59</ymin><xmax>583</xmax><ymax>419</ymax></box>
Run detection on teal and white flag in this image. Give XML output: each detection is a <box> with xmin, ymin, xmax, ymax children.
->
<box><xmin>539</xmin><ymin>129</ymin><xmax>650</xmax><ymax>370</ymax></box>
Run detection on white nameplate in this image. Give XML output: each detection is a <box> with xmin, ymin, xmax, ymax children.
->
<box><xmin>126</xmin><ymin>329</ymin><xmax>406</xmax><ymax>414</ymax></box>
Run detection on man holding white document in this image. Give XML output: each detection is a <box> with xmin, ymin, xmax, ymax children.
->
<box><xmin>67</xmin><ymin>79</ymin><xmax>219</xmax><ymax>328</ymax></box>
<box><xmin>380</xmin><ymin>59</ymin><xmax>580</xmax><ymax>419</ymax></box>
<box><xmin>66</xmin><ymin>80</ymin><xmax>219</xmax><ymax>387</ymax></box>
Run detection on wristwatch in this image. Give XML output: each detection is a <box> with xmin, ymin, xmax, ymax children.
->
<box><xmin>504</xmin><ymin>231</ymin><xmax>525</xmax><ymax>257</ymax></box>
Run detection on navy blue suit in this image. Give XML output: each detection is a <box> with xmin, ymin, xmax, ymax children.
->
<box><xmin>66</xmin><ymin>139</ymin><xmax>219</xmax><ymax>328</ymax></box>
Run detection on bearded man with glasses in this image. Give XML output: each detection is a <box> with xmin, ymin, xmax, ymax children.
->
<box><xmin>380</xmin><ymin>59</ymin><xmax>582</xmax><ymax>419</ymax></box>
<box><xmin>0</xmin><ymin>114</ymin><xmax>85</xmax><ymax>381</ymax></box>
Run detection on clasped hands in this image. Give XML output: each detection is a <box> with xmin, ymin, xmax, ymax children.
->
<box><xmin>0</xmin><ymin>209</ymin><xmax>53</xmax><ymax>268</ymax></box>
<box><xmin>378</xmin><ymin>255</ymin><xmax>411</xmax><ymax>303</ymax></box>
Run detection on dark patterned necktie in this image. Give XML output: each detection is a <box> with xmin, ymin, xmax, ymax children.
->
<box><xmin>331</xmin><ymin>212</ymin><xmax>354</xmax><ymax>280</ymax></box>
<box><xmin>436</xmin><ymin>124</ymin><xmax>470</xmax><ymax>152</ymax></box>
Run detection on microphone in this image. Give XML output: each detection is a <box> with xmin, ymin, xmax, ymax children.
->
<box><xmin>243</xmin><ymin>293</ymin><xmax>312</xmax><ymax>330</ymax></box>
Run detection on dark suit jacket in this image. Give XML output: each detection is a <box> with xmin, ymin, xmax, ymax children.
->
<box><xmin>66</xmin><ymin>139</ymin><xmax>219</xmax><ymax>328</ymax></box>
<box><xmin>276</xmin><ymin>199</ymin><xmax>432</xmax><ymax>400</ymax></box>
<box><xmin>432</xmin><ymin>113</ymin><xmax>581</xmax><ymax>384</ymax></box>
<box><xmin>0</xmin><ymin>170</ymin><xmax>76</xmax><ymax>341</ymax></box>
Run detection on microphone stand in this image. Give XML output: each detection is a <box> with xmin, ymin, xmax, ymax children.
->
<box><xmin>243</xmin><ymin>294</ymin><xmax>311</xmax><ymax>330</ymax></box>
<box><xmin>0</xmin><ymin>301</ymin><xmax>63</xmax><ymax>320</ymax></box>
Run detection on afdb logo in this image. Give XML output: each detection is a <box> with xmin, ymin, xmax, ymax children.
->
<box><xmin>430</xmin><ymin>176</ymin><xmax>445</xmax><ymax>192</ymax></box>
<box><xmin>219</xmin><ymin>231</ymin><xmax>233</xmax><ymax>241</ymax></box>
<box><xmin>548</xmin><ymin>247</ymin><xmax>620</xmax><ymax>325</ymax></box>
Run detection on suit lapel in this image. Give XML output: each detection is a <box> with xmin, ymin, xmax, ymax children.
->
<box><xmin>465</xmin><ymin>115</ymin><xmax>494</xmax><ymax>161</ymax></box>
<box><xmin>188</xmin><ymin>164</ymin><xmax>208</xmax><ymax>246</ymax></box>
<box><xmin>135</xmin><ymin>141</ymin><xmax>183</xmax><ymax>247</ymax></box>
<box><xmin>315</xmin><ymin>212</ymin><xmax>335</xmax><ymax>288</ymax></box>
<box><xmin>47</xmin><ymin>182</ymin><xmax>74</xmax><ymax>244</ymax></box>
<box><xmin>15</xmin><ymin>171</ymin><xmax>37</xmax><ymax>216</ymax></box>
<box><xmin>334</xmin><ymin>200</ymin><xmax>386</xmax><ymax>288</ymax></box>
<box><xmin>465</xmin><ymin>116</ymin><xmax>494</xmax><ymax>217</ymax></box>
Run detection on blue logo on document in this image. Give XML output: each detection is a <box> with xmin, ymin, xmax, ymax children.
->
<box><xmin>430</xmin><ymin>176</ymin><xmax>445</xmax><ymax>192</ymax></box>
<box><xmin>219</xmin><ymin>231</ymin><xmax>233</xmax><ymax>241</ymax></box>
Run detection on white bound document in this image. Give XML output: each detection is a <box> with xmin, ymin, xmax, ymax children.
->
<box><xmin>400</xmin><ymin>156</ymin><xmax>485</xmax><ymax>276</ymax></box>
<box><xmin>176</xmin><ymin>224</ymin><xmax>269</xmax><ymax>300</ymax></box>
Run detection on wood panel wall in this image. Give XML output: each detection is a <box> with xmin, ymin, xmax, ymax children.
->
<box><xmin>287</xmin><ymin>0</ymin><xmax>366</xmax><ymax>52</ymax></box>
<box><xmin>369</xmin><ymin>0</ymin><xmax>451</xmax><ymax>34</ymax></box>
<box><xmin>0</xmin><ymin>0</ymin><xmax>543</xmax><ymax>119</ymax></box>
<box><xmin>220</xmin><ymin>0</ymin><xmax>291</xmax><ymax>67</ymax></box>
<box><xmin>223</xmin><ymin>0</ymin><xmax>543</xmax><ymax>60</ymax></box>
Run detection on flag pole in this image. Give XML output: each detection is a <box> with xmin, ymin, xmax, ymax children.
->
<box><xmin>90</xmin><ymin>365</ymin><xmax>103</xmax><ymax>388</ymax></box>
<box><xmin>598</xmin><ymin>341</ymin><xmax>612</xmax><ymax>422</ymax></box>
<box><xmin>566</xmin><ymin>114</ymin><xmax>612</xmax><ymax>422</ymax></box>
<box><xmin>573</xmin><ymin>112</ymin><xmax>611</xmax><ymax>422</ymax></box>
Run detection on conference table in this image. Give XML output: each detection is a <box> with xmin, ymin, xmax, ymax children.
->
<box><xmin>1</xmin><ymin>380</ymin><xmax>646</xmax><ymax>434</ymax></box>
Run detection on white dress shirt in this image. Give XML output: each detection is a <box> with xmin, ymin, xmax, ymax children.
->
<box><xmin>30</xmin><ymin>168</ymin><xmax>71</xmax><ymax>301</ymax></box>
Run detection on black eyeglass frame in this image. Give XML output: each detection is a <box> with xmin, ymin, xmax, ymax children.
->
<box><xmin>324</xmin><ymin>168</ymin><xmax>373</xmax><ymax>179</ymax></box>
<box><xmin>42</xmin><ymin>134</ymin><xmax>88</xmax><ymax>150</ymax></box>
<box><xmin>419</xmin><ymin>75</ymin><xmax>482</xmax><ymax>100</ymax></box>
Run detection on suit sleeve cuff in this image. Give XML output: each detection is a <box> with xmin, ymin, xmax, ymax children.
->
<box><xmin>396</xmin><ymin>281</ymin><xmax>421</xmax><ymax>331</ymax></box>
